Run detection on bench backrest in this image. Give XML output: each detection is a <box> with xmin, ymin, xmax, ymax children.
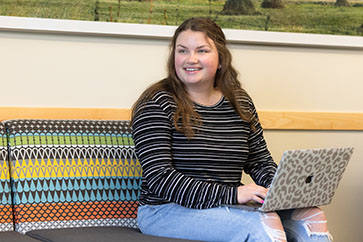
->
<box><xmin>5</xmin><ymin>119</ymin><xmax>141</xmax><ymax>233</ymax></box>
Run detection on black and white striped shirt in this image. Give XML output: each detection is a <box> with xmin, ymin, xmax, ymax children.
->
<box><xmin>132</xmin><ymin>91</ymin><xmax>277</xmax><ymax>209</ymax></box>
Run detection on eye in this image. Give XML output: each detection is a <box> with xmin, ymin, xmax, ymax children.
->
<box><xmin>176</xmin><ymin>48</ymin><xmax>187</xmax><ymax>54</ymax></box>
<box><xmin>198</xmin><ymin>48</ymin><xmax>211</xmax><ymax>54</ymax></box>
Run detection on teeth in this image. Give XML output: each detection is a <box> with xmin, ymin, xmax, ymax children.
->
<box><xmin>185</xmin><ymin>68</ymin><xmax>199</xmax><ymax>71</ymax></box>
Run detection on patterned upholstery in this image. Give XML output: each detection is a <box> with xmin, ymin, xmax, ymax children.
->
<box><xmin>0</xmin><ymin>122</ymin><xmax>14</xmax><ymax>231</ymax></box>
<box><xmin>5</xmin><ymin>120</ymin><xmax>141</xmax><ymax>234</ymax></box>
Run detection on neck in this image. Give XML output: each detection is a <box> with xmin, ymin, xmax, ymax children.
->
<box><xmin>187</xmin><ymin>87</ymin><xmax>222</xmax><ymax>106</ymax></box>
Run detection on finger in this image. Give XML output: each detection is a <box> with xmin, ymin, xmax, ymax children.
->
<box><xmin>249</xmin><ymin>184</ymin><xmax>268</xmax><ymax>194</ymax></box>
<box><xmin>253</xmin><ymin>188</ymin><xmax>268</xmax><ymax>200</ymax></box>
<box><xmin>252</xmin><ymin>195</ymin><xmax>265</xmax><ymax>204</ymax></box>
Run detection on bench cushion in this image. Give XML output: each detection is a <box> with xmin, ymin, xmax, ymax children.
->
<box><xmin>5</xmin><ymin>120</ymin><xmax>141</xmax><ymax>233</ymax></box>
<box><xmin>0</xmin><ymin>231</ymin><xmax>42</xmax><ymax>242</ymax></box>
<box><xmin>0</xmin><ymin>122</ymin><xmax>13</xmax><ymax>232</ymax></box>
<box><xmin>26</xmin><ymin>227</ymin><xmax>201</xmax><ymax>242</ymax></box>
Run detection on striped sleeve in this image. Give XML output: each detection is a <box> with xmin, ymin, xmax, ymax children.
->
<box><xmin>244</xmin><ymin>99</ymin><xmax>277</xmax><ymax>187</ymax></box>
<box><xmin>132</xmin><ymin>96</ymin><xmax>237</xmax><ymax>209</ymax></box>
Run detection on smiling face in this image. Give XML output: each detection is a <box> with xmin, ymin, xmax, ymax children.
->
<box><xmin>174</xmin><ymin>30</ymin><xmax>219</xmax><ymax>92</ymax></box>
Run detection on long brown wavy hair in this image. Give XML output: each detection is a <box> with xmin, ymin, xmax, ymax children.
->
<box><xmin>131</xmin><ymin>17</ymin><xmax>253</xmax><ymax>137</ymax></box>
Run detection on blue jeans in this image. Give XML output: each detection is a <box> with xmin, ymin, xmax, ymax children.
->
<box><xmin>137</xmin><ymin>203</ymin><xmax>332</xmax><ymax>242</ymax></box>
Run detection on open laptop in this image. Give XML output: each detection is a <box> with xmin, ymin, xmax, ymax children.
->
<box><xmin>229</xmin><ymin>147</ymin><xmax>354</xmax><ymax>212</ymax></box>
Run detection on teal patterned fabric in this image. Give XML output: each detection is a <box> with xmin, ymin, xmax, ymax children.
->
<box><xmin>5</xmin><ymin>119</ymin><xmax>142</xmax><ymax>234</ymax></box>
<box><xmin>0</xmin><ymin>122</ymin><xmax>13</xmax><ymax>231</ymax></box>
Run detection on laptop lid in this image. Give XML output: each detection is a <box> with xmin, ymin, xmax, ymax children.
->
<box><xmin>260</xmin><ymin>147</ymin><xmax>354</xmax><ymax>212</ymax></box>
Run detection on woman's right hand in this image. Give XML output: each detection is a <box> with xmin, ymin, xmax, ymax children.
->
<box><xmin>237</xmin><ymin>184</ymin><xmax>268</xmax><ymax>204</ymax></box>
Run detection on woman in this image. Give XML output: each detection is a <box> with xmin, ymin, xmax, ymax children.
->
<box><xmin>131</xmin><ymin>17</ymin><xmax>332</xmax><ymax>242</ymax></box>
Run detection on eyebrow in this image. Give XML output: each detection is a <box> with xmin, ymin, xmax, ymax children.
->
<box><xmin>176</xmin><ymin>44</ymin><xmax>211</xmax><ymax>49</ymax></box>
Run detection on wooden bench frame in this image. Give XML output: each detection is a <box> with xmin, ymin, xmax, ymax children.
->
<box><xmin>1</xmin><ymin>107</ymin><xmax>362</xmax><ymax>131</ymax></box>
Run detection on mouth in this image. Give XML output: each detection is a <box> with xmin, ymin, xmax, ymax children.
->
<box><xmin>184</xmin><ymin>67</ymin><xmax>202</xmax><ymax>73</ymax></box>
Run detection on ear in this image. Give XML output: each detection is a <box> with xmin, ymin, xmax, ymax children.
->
<box><xmin>218</xmin><ymin>54</ymin><xmax>222</xmax><ymax>70</ymax></box>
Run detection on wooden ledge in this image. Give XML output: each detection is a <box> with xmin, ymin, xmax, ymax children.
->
<box><xmin>258</xmin><ymin>111</ymin><xmax>363</xmax><ymax>131</ymax></box>
<box><xmin>1</xmin><ymin>107</ymin><xmax>362</xmax><ymax>131</ymax></box>
<box><xmin>0</xmin><ymin>107</ymin><xmax>131</xmax><ymax>121</ymax></box>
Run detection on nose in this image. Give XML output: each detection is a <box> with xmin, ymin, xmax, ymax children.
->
<box><xmin>186</xmin><ymin>52</ymin><xmax>198</xmax><ymax>64</ymax></box>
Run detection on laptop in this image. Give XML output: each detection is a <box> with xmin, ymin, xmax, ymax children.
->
<box><xmin>229</xmin><ymin>147</ymin><xmax>354</xmax><ymax>212</ymax></box>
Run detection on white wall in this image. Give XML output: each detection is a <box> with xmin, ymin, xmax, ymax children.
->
<box><xmin>1</xmin><ymin>19</ymin><xmax>362</xmax><ymax>241</ymax></box>
<box><xmin>0</xmin><ymin>32</ymin><xmax>168</xmax><ymax>108</ymax></box>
